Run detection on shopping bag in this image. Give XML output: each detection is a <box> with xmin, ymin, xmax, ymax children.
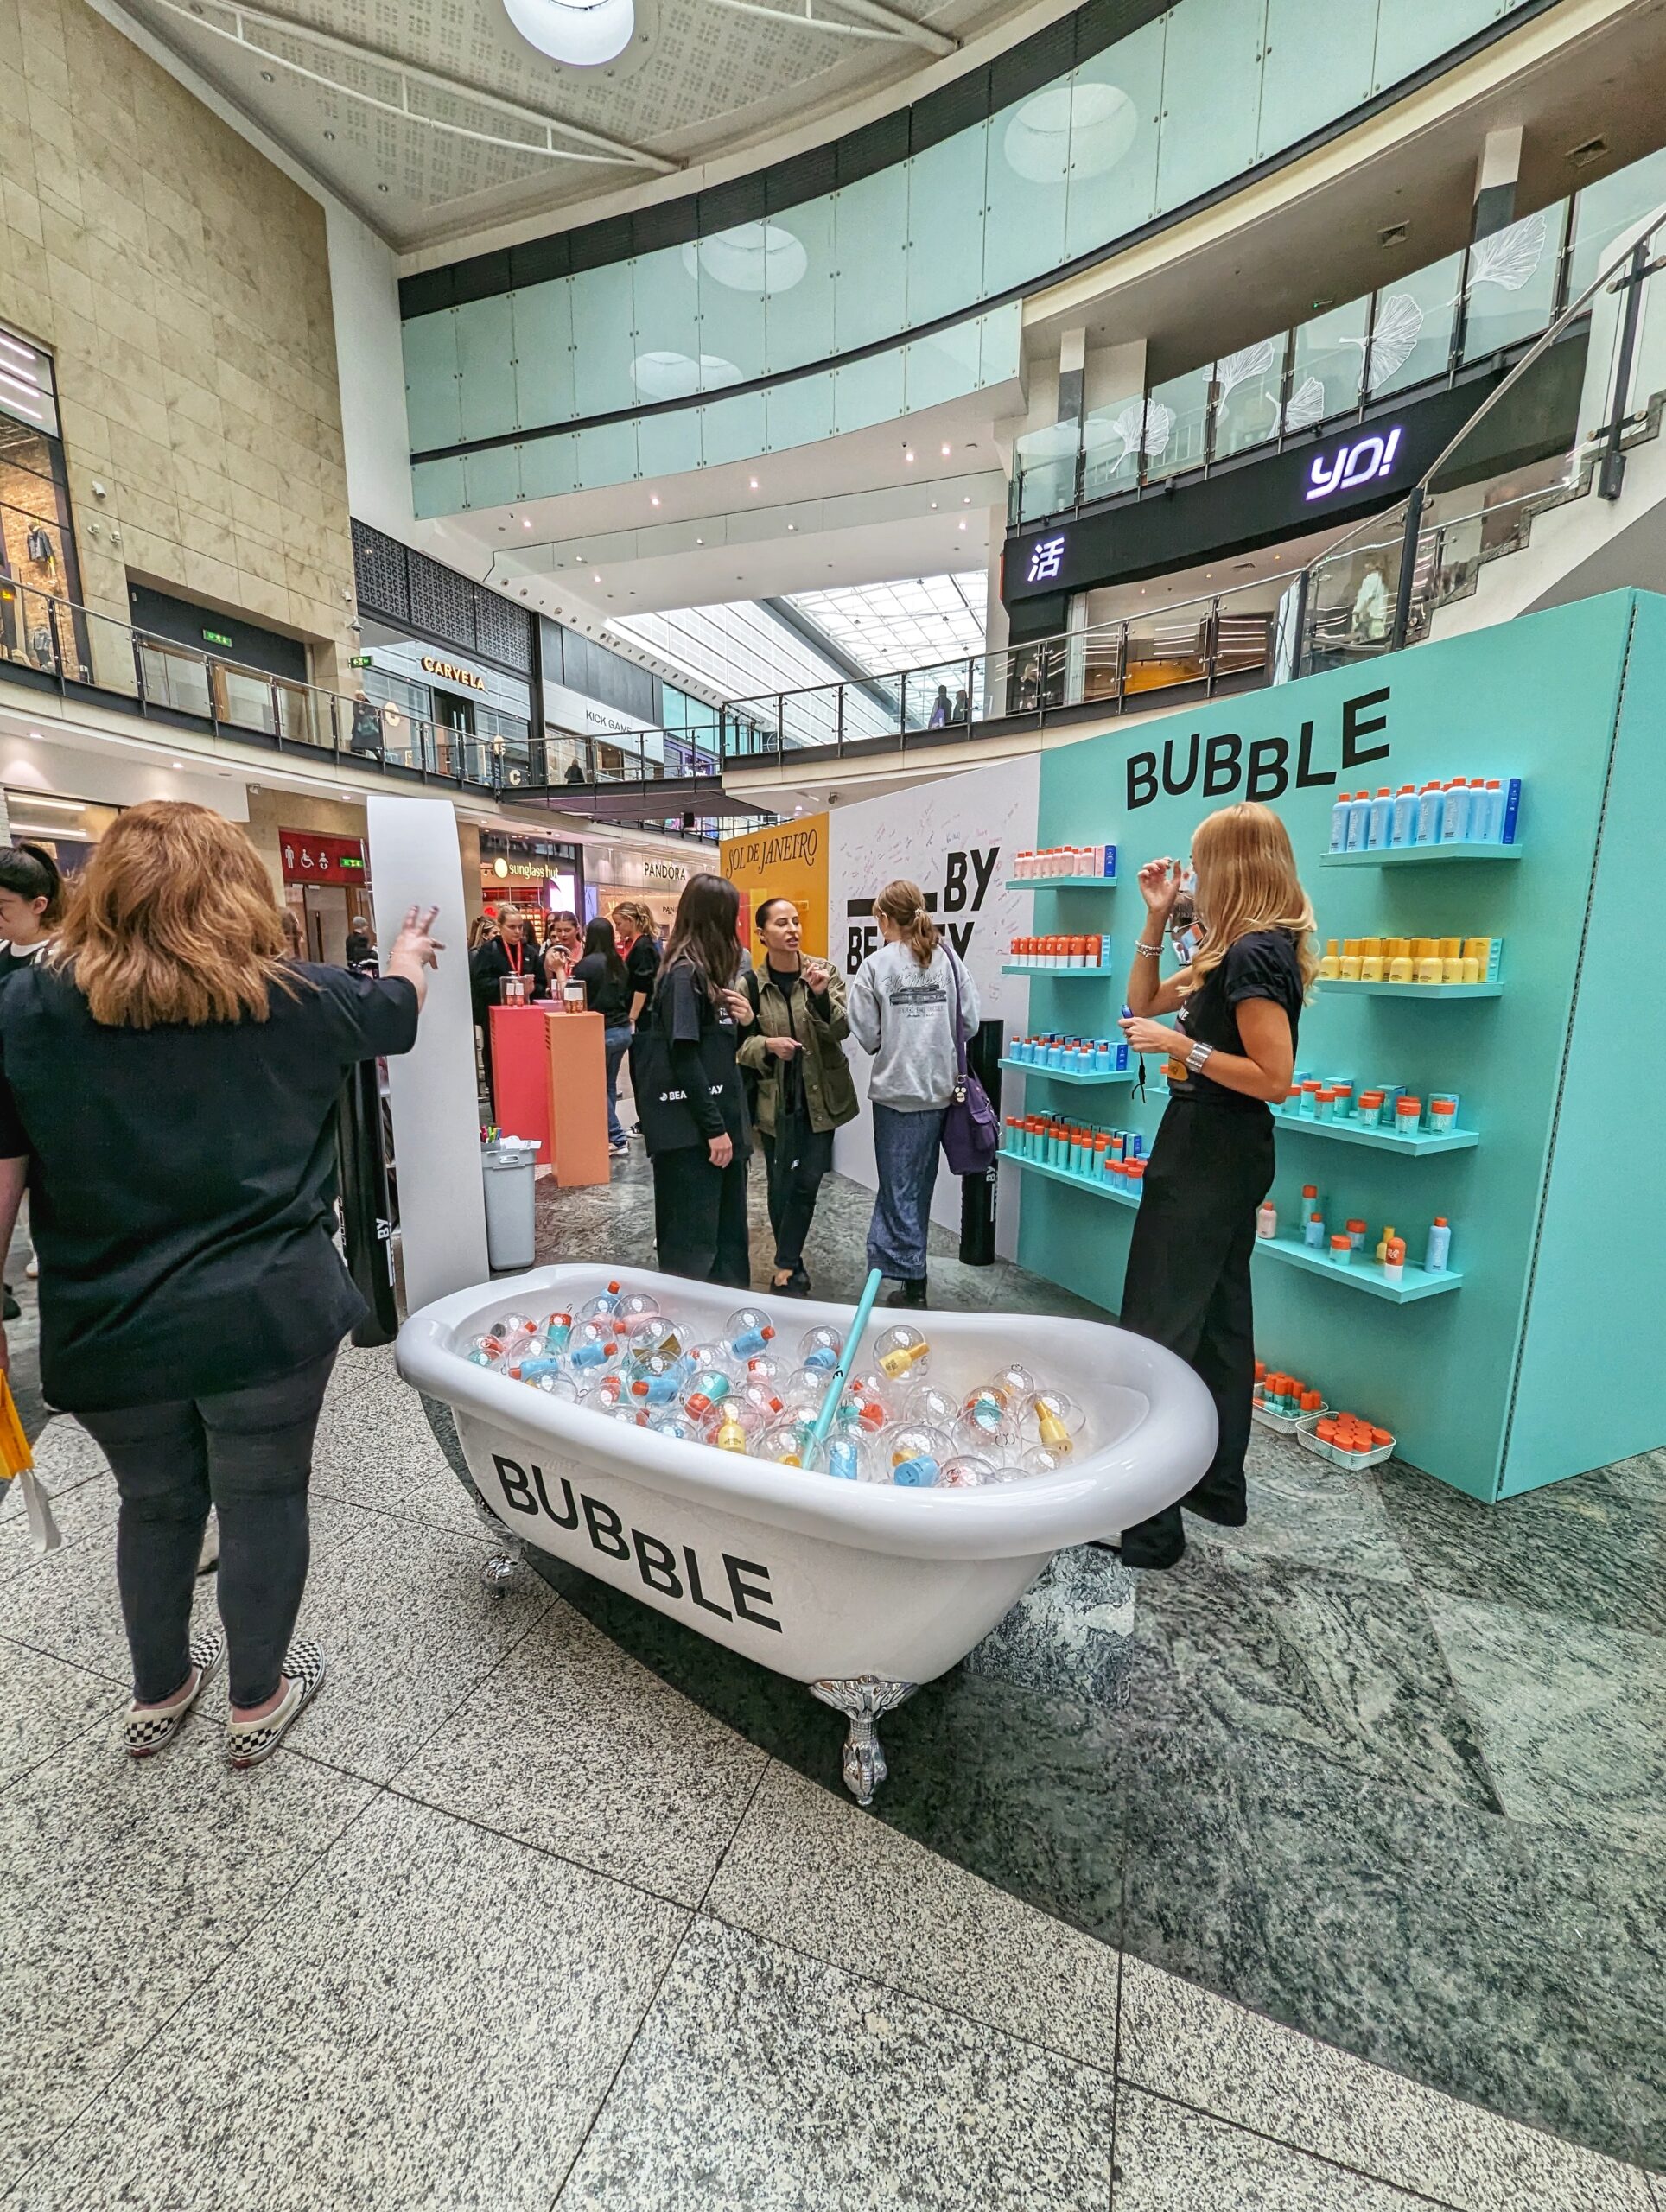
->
<box><xmin>0</xmin><ymin>1370</ymin><xmax>61</xmax><ymax>1554</ymax></box>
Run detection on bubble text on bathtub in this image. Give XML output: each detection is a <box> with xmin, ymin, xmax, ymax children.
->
<box><xmin>491</xmin><ymin>1453</ymin><xmax>782</xmax><ymax>1633</ymax></box>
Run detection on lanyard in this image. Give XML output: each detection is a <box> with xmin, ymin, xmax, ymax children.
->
<box><xmin>506</xmin><ymin>940</ymin><xmax>523</xmax><ymax>976</ymax></box>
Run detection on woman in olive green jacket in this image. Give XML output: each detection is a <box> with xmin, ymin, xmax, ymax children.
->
<box><xmin>735</xmin><ymin>896</ymin><xmax>859</xmax><ymax>1295</ymax></box>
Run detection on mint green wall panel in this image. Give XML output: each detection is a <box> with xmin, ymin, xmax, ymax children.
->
<box><xmin>833</xmin><ymin>347</ymin><xmax>905</xmax><ymax>435</ymax></box>
<box><xmin>765</xmin><ymin>372</ymin><xmax>836</xmax><ymax>453</ymax></box>
<box><xmin>628</xmin><ymin>245</ymin><xmax>703</xmax><ymax>401</ymax></box>
<box><xmin>461</xmin><ymin>443</ymin><xmax>519</xmax><ymax>509</ymax></box>
<box><xmin>1154</xmin><ymin>0</ymin><xmax>1264</xmax><ymax>213</ymax></box>
<box><xmin>1370</xmin><ymin>0</ymin><xmax>1500</xmax><ymax>95</ymax></box>
<box><xmin>903</xmin><ymin>127</ymin><xmax>989</xmax><ymax>326</ymax></box>
<box><xmin>976</xmin><ymin>301</ymin><xmax>1022</xmax><ymax>385</ymax></box>
<box><xmin>700</xmin><ymin>389</ymin><xmax>767</xmax><ymax>468</ymax></box>
<box><xmin>983</xmin><ymin>86</ymin><xmax>1072</xmax><ymax>297</ymax></box>
<box><xmin>765</xmin><ymin>194</ymin><xmax>836</xmax><ymax>377</ymax></box>
<box><xmin>634</xmin><ymin>405</ymin><xmax>702</xmax><ymax>480</ymax></box>
<box><xmin>834</xmin><ymin>168</ymin><xmax>910</xmax><ymax>353</ymax></box>
<box><xmin>1503</xmin><ymin>593</ymin><xmax>1666</xmax><ymax>1496</ymax></box>
<box><xmin>411</xmin><ymin>455</ymin><xmax>465</xmax><ymax>518</ymax></box>
<box><xmin>455</xmin><ymin>295</ymin><xmax>518</xmax><ymax>442</ymax></box>
<box><xmin>1366</xmin><ymin>253</ymin><xmax>1462</xmax><ymax>400</ymax></box>
<box><xmin>1257</xmin><ymin>0</ymin><xmax>1375</xmax><ymax>161</ymax></box>
<box><xmin>1459</xmin><ymin>208</ymin><xmax>1562</xmax><ymax>363</ymax></box>
<box><xmin>571</xmin><ymin>417</ymin><xmax>638</xmax><ymax>490</ymax></box>
<box><xmin>518</xmin><ymin>433</ymin><xmax>577</xmax><ymax>499</ymax></box>
<box><xmin>569</xmin><ymin>261</ymin><xmax>637</xmax><ymax>420</ymax></box>
<box><xmin>1063</xmin><ymin>20</ymin><xmax>1165</xmax><ymax>264</ymax></box>
<box><xmin>511</xmin><ymin>280</ymin><xmax>575</xmax><ymax>429</ymax></box>
<box><xmin>905</xmin><ymin>318</ymin><xmax>982</xmax><ymax>412</ymax></box>
<box><xmin>1020</xmin><ymin>592</ymin><xmax>1645</xmax><ymax>1502</ymax></box>
<box><xmin>402</xmin><ymin>312</ymin><xmax>461</xmax><ymax>451</ymax></box>
<box><xmin>691</xmin><ymin>228</ymin><xmax>767</xmax><ymax>385</ymax></box>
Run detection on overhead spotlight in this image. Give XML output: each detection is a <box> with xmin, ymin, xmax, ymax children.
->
<box><xmin>962</xmin><ymin>495</ymin><xmax>970</xmax><ymax>505</ymax></box>
<box><xmin>593</xmin><ymin>573</ymin><xmax>601</xmax><ymax>582</ymax></box>
<box><xmin>957</xmin><ymin>519</ymin><xmax>967</xmax><ymax>531</ymax></box>
<box><xmin>941</xmin><ymin>442</ymin><xmax>951</xmax><ymax>456</ymax></box>
<box><xmin>786</xmin><ymin>523</ymin><xmax>795</xmax><ymax>531</ymax></box>
<box><xmin>696</xmin><ymin>537</ymin><xmax>703</xmax><ymax>544</ymax></box>
<box><xmin>323</xmin><ymin>129</ymin><xmax>335</xmax><ymax>139</ymax></box>
<box><xmin>378</xmin><ymin>183</ymin><xmax>390</xmax><ymax>194</ymax></box>
<box><xmin>260</xmin><ymin>67</ymin><xmax>274</xmax><ymax>79</ymax></box>
<box><xmin>171</xmin><ymin>760</ymin><xmax>184</xmax><ymax>769</ymax></box>
<box><xmin>651</xmin><ymin>494</ymin><xmax>660</xmax><ymax>505</ymax></box>
<box><xmin>749</xmin><ymin>477</ymin><xmax>759</xmax><ymax>490</ymax></box>
<box><xmin>930</xmin><ymin>502</ymin><xmax>938</xmax><ymax>510</ymax></box>
<box><xmin>522</xmin><ymin>518</ymin><xmax>531</xmax><ymax>528</ymax></box>
<box><xmin>905</xmin><ymin>450</ymin><xmax>914</xmax><ymax>464</ymax></box>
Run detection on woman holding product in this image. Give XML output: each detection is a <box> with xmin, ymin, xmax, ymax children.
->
<box><xmin>849</xmin><ymin>878</ymin><xmax>979</xmax><ymax>1309</ymax></box>
<box><xmin>572</xmin><ymin>916</ymin><xmax>635</xmax><ymax>1156</ymax></box>
<box><xmin>634</xmin><ymin>873</ymin><xmax>755</xmax><ymax>1286</ymax></box>
<box><xmin>735</xmin><ymin>896</ymin><xmax>858</xmax><ymax>1297</ymax></box>
<box><xmin>0</xmin><ymin>801</ymin><xmax>438</xmax><ymax>1763</ymax></box>
<box><xmin>1115</xmin><ymin>802</ymin><xmax>1313</xmax><ymax>1569</ymax></box>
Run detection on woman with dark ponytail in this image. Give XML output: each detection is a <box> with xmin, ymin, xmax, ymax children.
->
<box><xmin>848</xmin><ymin>877</ymin><xmax>979</xmax><ymax>1308</ymax></box>
<box><xmin>0</xmin><ymin>842</ymin><xmax>65</xmax><ymax>982</ymax></box>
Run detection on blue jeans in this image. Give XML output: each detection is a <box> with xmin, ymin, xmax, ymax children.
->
<box><xmin>868</xmin><ymin>1101</ymin><xmax>945</xmax><ymax>1281</ymax></box>
<box><xmin>603</xmin><ymin>1023</ymin><xmax>633</xmax><ymax>1147</ymax></box>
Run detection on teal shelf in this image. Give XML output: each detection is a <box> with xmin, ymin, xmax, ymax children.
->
<box><xmin>997</xmin><ymin>1149</ymin><xmax>1141</xmax><ymax>1207</ymax></box>
<box><xmin>1003</xmin><ymin>874</ymin><xmax>1118</xmax><ymax>889</ymax></box>
<box><xmin>1317</xmin><ymin>981</ymin><xmax>1504</xmax><ymax>1000</ymax></box>
<box><xmin>1253</xmin><ymin>1233</ymin><xmax>1461</xmax><ymax>1303</ymax></box>
<box><xmin>1002</xmin><ymin>964</ymin><xmax>1116</xmax><ymax>978</ymax></box>
<box><xmin>1273</xmin><ymin>1111</ymin><xmax>1478</xmax><ymax>1157</ymax></box>
<box><xmin>1320</xmin><ymin>842</ymin><xmax>1522</xmax><ymax>867</ymax></box>
<box><xmin>1001</xmin><ymin>1056</ymin><xmax>1135</xmax><ymax>1087</ymax></box>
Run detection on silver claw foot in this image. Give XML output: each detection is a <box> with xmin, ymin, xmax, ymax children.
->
<box><xmin>809</xmin><ymin>1676</ymin><xmax>918</xmax><ymax>1806</ymax></box>
<box><xmin>475</xmin><ymin>1503</ymin><xmax>525</xmax><ymax>1595</ymax></box>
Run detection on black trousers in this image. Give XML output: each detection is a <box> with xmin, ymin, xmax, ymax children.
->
<box><xmin>1116</xmin><ymin>1100</ymin><xmax>1275</xmax><ymax>1568</ymax></box>
<box><xmin>79</xmin><ymin>1350</ymin><xmax>337</xmax><ymax>1707</ymax></box>
<box><xmin>652</xmin><ymin>1142</ymin><xmax>752</xmax><ymax>1287</ymax></box>
<box><xmin>760</xmin><ymin>1121</ymin><xmax>834</xmax><ymax>1274</ymax></box>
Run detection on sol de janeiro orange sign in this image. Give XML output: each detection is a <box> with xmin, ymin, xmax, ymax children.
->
<box><xmin>720</xmin><ymin>814</ymin><xmax>830</xmax><ymax>957</ymax></box>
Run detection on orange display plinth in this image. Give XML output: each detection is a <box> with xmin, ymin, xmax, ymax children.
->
<box><xmin>542</xmin><ymin>1007</ymin><xmax>611</xmax><ymax>1188</ymax></box>
<box><xmin>487</xmin><ymin>1004</ymin><xmax>555</xmax><ymax>1161</ymax></box>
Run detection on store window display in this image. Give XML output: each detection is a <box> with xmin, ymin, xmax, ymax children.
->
<box><xmin>0</xmin><ymin>331</ymin><xmax>91</xmax><ymax>683</ymax></box>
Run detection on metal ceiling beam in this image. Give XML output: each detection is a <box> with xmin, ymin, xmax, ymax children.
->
<box><xmin>703</xmin><ymin>0</ymin><xmax>956</xmax><ymax>53</ymax></box>
<box><xmin>141</xmin><ymin>0</ymin><xmax>679</xmax><ymax>172</ymax></box>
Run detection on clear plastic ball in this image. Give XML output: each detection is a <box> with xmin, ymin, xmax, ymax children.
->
<box><xmin>902</xmin><ymin>1382</ymin><xmax>959</xmax><ymax>1429</ymax></box>
<box><xmin>531</xmin><ymin>1372</ymin><xmax>579</xmax><ymax>1400</ymax></box>
<box><xmin>822</xmin><ymin>1436</ymin><xmax>865</xmax><ymax>1483</ymax></box>
<box><xmin>578</xmin><ymin>1377</ymin><xmax>625</xmax><ymax>1415</ymax></box>
<box><xmin>885</xmin><ymin>1423</ymin><xmax>955</xmax><ymax>1486</ymax></box>
<box><xmin>1021</xmin><ymin>1444</ymin><xmax>1067</xmax><ymax>1476</ymax></box>
<box><xmin>955</xmin><ymin>1414</ymin><xmax>1017</xmax><ymax>1459</ymax></box>
<box><xmin>783</xmin><ymin>1366</ymin><xmax>833</xmax><ymax>1414</ymax></box>
<box><xmin>683</xmin><ymin>1342</ymin><xmax>735</xmax><ymax>1378</ymax></box>
<box><xmin>1024</xmin><ymin>1388</ymin><xmax>1086</xmax><ymax>1436</ymax></box>
<box><xmin>743</xmin><ymin>1354</ymin><xmax>789</xmax><ymax>1389</ymax></box>
<box><xmin>565</xmin><ymin>1319</ymin><xmax>621</xmax><ymax>1373</ymax></box>
<box><xmin>756</xmin><ymin>1420</ymin><xmax>814</xmax><ymax>1466</ymax></box>
<box><xmin>706</xmin><ymin>1402</ymin><xmax>760</xmax><ymax>1453</ymax></box>
<box><xmin>740</xmin><ymin>1377</ymin><xmax>788</xmax><ymax>1421</ymax></box>
<box><xmin>986</xmin><ymin>1463</ymin><xmax>1031</xmax><ymax>1484</ymax></box>
<box><xmin>575</xmin><ymin>1291</ymin><xmax>623</xmax><ymax>1324</ymax></box>
<box><xmin>989</xmin><ymin>1363</ymin><xmax>1037</xmax><ymax>1403</ymax></box>
<box><xmin>684</xmin><ymin>1365</ymin><xmax>738</xmax><ymax>1417</ymax></box>
<box><xmin>627</xmin><ymin>1317</ymin><xmax>684</xmax><ymax>1364</ymax></box>
<box><xmin>726</xmin><ymin>1306</ymin><xmax>777</xmax><ymax>1355</ymax></box>
<box><xmin>937</xmin><ymin>1452</ymin><xmax>995</xmax><ymax>1489</ymax></box>
<box><xmin>798</xmin><ymin>1325</ymin><xmax>843</xmax><ymax>1370</ymax></box>
<box><xmin>873</xmin><ymin>1323</ymin><xmax>930</xmax><ymax>1382</ymax></box>
<box><xmin>649</xmin><ymin>1413</ymin><xmax>699</xmax><ymax>1442</ymax></box>
<box><xmin>493</xmin><ymin>1312</ymin><xmax>533</xmax><ymax>1338</ymax></box>
<box><xmin>961</xmin><ymin>1383</ymin><xmax>1013</xmax><ymax>1434</ymax></box>
<box><xmin>614</xmin><ymin>1291</ymin><xmax>660</xmax><ymax>1332</ymax></box>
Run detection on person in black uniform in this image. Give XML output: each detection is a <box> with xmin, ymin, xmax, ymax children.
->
<box><xmin>0</xmin><ymin>841</ymin><xmax>64</xmax><ymax>983</ymax></box>
<box><xmin>1115</xmin><ymin>801</ymin><xmax>1313</xmax><ymax>1569</ymax></box>
<box><xmin>572</xmin><ymin>915</ymin><xmax>634</xmax><ymax>1155</ymax></box>
<box><xmin>633</xmin><ymin>874</ymin><xmax>754</xmax><ymax>1286</ymax></box>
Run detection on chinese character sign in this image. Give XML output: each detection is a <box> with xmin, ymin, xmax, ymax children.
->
<box><xmin>1026</xmin><ymin>534</ymin><xmax>1066</xmax><ymax>586</ymax></box>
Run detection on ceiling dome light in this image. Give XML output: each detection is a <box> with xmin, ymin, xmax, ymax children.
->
<box><xmin>503</xmin><ymin>0</ymin><xmax>634</xmax><ymax>67</ymax></box>
<box><xmin>1004</xmin><ymin>81</ymin><xmax>1136</xmax><ymax>185</ymax></box>
<box><xmin>682</xmin><ymin>223</ymin><xmax>807</xmax><ymax>296</ymax></box>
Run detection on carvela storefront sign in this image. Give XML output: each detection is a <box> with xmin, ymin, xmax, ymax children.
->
<box><xmin>1002</xmin><ymin>377</ymin><xmax>1497</xmax><ymax>606</ymax></box>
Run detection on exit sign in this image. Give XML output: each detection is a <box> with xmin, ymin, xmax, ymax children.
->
<box><xmin>202</xmin><ymin>627</ymin><xmax>233</xmax><ymax>648</ymax></box>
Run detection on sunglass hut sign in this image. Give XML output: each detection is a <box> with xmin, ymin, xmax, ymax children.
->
<box><xmin>1125</xmin><ymin>685</ymin><xmax>1390</xmax><ymax>810</ymax></box>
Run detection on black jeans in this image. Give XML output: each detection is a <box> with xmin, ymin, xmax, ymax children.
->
<box><xmin>760</xmin><ymin>1121</ymin><xmax>834</xmax><ymax>1274</ymax></box>
<box><xmin>1116</xmin><ymin>1101</ymin><xmax>1275</xmax><ymax>1568</ymax></box>
<box><xmin>79</xmin><ymin>1350</ymin><xmax>336</xmax><ymax>1707</ymax></box>
<box><xmin>652</xmin><ymin>1143</ymin><xmax>752</xmax><ymax>1287</ymax></box>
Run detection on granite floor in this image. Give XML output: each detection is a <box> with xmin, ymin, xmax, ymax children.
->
<box><xmin>1</xmin><ymin>1151</ymin><xmax>1660</xmax><ymax>2209</ymax></box>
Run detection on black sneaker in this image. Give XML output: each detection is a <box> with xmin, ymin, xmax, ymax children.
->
<box><xmin>881</xmin><ymin>1277</ymin><xmax>927</xmax><ymax>1308</ymax></box>
<box><xmin>3</xmin><ymin>1285</ymin><xmax>18</xmax><ymax>1322</ymax></box>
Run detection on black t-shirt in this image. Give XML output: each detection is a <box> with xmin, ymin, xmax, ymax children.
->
<box><xmin>650</xmin><ymin>960</ymin><xmax>748</xmax><ymax>1151</ymax></box>
<box><xmin>573</xmin><ymin>950</ymin><xmax>631</xmax><ymax>1023</ymax></box>
<box><xmin>624</xmin><ymin>933</ymin><xmax>659</xmax><ymax>1022</ymax></box>
<box><xmin>0</xmin><ymin>961</ymin><xmax>419</xmax><ymax>1410</ymax></box>
<box><xmin>1171</xmin><ymin>930</ymin><xmax>1303</xmax><ymax>1116</ymax></box>
<box><xmin>0</xmin><ymin>941</ymin><xmax>48</xmax><ymax>984</ymax></box>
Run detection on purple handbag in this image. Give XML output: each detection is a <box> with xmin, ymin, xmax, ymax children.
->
<box><xmin>942</xmin><ymin>950</ymin><xmax>999</xmax><ymax>1174</ymax></box>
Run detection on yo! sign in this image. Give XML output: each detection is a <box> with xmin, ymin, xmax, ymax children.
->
<box><xmin>1305</xmin><ymin>426</ymin><xmax>1403</xmax><ymax>503</ymax></box>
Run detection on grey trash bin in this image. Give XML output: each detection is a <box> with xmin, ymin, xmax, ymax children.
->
<box><xmin>482</xmin><ymin>1135</ymin><xmax>541</xmax><ymax>1271</ymax></box>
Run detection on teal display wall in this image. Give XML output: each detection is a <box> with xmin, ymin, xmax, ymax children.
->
<box><xmin>1011</xmin><ymin>588</ymin><xmax>1666</xmax><ymax>1502</ymax></box>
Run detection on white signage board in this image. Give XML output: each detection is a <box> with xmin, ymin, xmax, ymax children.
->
<box><xmin>828</xmin><ymin>754</ymin><xmax>1040</xmax><ymax>1256</ymax></box>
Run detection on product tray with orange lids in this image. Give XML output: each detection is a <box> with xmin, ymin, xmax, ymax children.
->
<box><xmin>1297</xmin><ymin>1411</ymin><xmax>1396</xmax><ymax>1471</ymax></box>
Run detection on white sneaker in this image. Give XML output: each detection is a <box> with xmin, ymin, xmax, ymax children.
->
<box><xmin>122</xmin><ymin>1630</ymin><xmax>224</xmax><ymax>1758</ymax></box>
<box><xmin>226</xmin><ymin>1639</ymin><xmax>326</xmax><ymax>1769</ymax></box>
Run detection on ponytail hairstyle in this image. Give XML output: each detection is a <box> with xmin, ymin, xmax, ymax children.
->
<box><xmin>0</xmin><ymin>840</ymin><xmax>65</xmax><ymax>930</ymax></box>
<box><xmin>1184</xmin><ymin>802</ymin><xmax>1318</xmax><ymax>999</ymax></box>
<box><xmin>873</xmin><ymin>878</ymin><xmax>938</xmax><ymax>969</ymax></box>
<box><xmin>582</xmin><ymin>914</ymin><xmax>627</xmax><ymax>995</ymax></box>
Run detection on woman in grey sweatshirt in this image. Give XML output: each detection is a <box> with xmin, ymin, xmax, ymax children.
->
<box><xmin>848</xmin><ymin>879</ymin><xmax>979</xmax><ymax>1308</ymax></box>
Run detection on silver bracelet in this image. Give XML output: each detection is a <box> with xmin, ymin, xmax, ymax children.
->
<box><xmin>1185</xmin><ymin>1039</ymin><xmax>1215</xmax><ymax>1075</ymax></box>
<box><xmin>1135</xmin><ymin>940</ymin><xmax>1162</xmax><ymax>958</ymax></box>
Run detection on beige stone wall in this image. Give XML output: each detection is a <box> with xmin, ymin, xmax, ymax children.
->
<box><xmin>0</xmin><ymin>0</ymin><xmax>354</xmax><ymax>688</ymax></box>
<box><xmin>244</xmin><ymin>788</ymin><xmax>366</xmax><ymax>906</ymax></box>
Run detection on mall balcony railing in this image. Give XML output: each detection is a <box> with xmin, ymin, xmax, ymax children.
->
<box><xmin>1010</xmin><ymin>143</ymin><xmax>1666</xmax><ymax>531</ymax></box>
<box><xmin>713</xmin><ymin>585</ymin><xmax>1288</xmax><ymax>772</ymax></box>
<box><xmin>1292</xmin><ymin>203</ymin><xmax>1666</xmax><ymax>675</ymax></box>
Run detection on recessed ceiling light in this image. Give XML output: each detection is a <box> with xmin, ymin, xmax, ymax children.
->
<box><xmin>940</xmin><ymin>442</ymin><xmax>951</xmax><ymax>456</ymax></box>
<box><xmin>377</xmin><ymin>183</ymin><xmax>389</xmax><ymax>194</ymax></box>
<box><xmin>930</xmin><ymin>502</ymin><xmax>937</xmax><ymax>510</ymax></box>
<box><xmin>957</xmin><ymin>519</ymin><xmax>967</xmax><ymax>531</ymax></box>
<box><xmin>593</xmin><ymin>573</ymin><xmax>601</xmax><ymax>582</ymax></box>
<box><xmin>905</xmin><ymin>451</ymin><xmax>914</xmax><ymax>463</ymax></box>
<box><xmin>962</xmin><ymin>496</ymin><xmax>970</xmax><ymax>505</ymax></box>
<box><xmin>696</xmin><ymin>537</ymin><xmax>703</xmax><ymax>544</ymax></box>
<box><xmin>323</xmin><ymin>129</ymin><xmax>335</xmax><ymax>139</ymax></box>
<box><xmin>749</xmin><ymin>477</ymin><xmax>759</xmax><ymax>489</ymax></box>
<box><xmin>786</xmin><ymin>523</ymin><xmax>795</xmax><ymax>531</ymax></box>
<box><xmin>259</xmin><ymin>67</ymin><xmax>274</xmax><ymax>79</ymax></box>
<box><xmin>522</xmin><ymin>518</ymin><xmax>531</xmax><ymax>528</ymax></box>
<box><xmin>171</xmin><ymin>760</ymin><xmax>184</xmax><ymax>768</ymax></box>
<box><xmin>651</xmin><ymin>494</ymin><xmax>659</xmax><ymax>505</ymax></box>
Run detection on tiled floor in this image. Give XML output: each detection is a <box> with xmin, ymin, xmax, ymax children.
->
<box><xmin>1</xmin><ymin>1157</ymin><xmax>1660</xmax><ymax>2209</ymax></box>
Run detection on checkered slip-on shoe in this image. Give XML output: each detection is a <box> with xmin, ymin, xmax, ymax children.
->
<box><xmin>122</xmin><ymin>1630</ymin><xmax>225</xmax><ymax>1759</ymax></box>
<box><xmin>225</xmin><ymin>1639</ymin><xmax>326</xmax><ymax>1770</ymax></box>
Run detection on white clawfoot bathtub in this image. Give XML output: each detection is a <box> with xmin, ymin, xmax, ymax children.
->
<box><xmin>397</xmin><ymin>1265</ymin><xmax>1215</xmax><ymax>1802</ymax></box>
